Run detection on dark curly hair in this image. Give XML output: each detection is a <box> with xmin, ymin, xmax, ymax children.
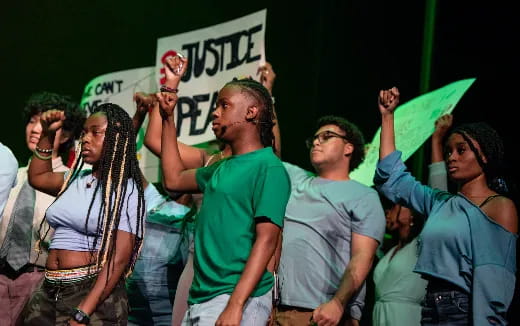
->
<box><xmin>223</xmin><ymin>78</ymin><xmax>276</xmax><ymax>152</ymax></box>
<box><xmin>448</xmin><ymin>122</ymin><xmax>507</xmax><ymax>194</ymax></box>
<box><xmin>316</xmin><ymin>115</ymin><xmax>366</xmax><ymax>171</ymax></box>
<box><xmin>23</xmin><ymin>92</ymin><xmax>85</xmax><ymax>154</ymax></box>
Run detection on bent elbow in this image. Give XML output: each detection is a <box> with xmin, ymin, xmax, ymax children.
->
<box><xmin>162</xmin><ymin>177</ymin><xmax>181</xmax><ymax>194</ymax></box>
<box><xmin>27</xmin><ymin>173</ymin><xmax>41</xmax><ymax>190</ymax></box>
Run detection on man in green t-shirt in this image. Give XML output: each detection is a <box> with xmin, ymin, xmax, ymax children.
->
<box><xmin>156</xmin><ymin>55</ymin><xmax>290</xmax><ymax>326</ymax></box>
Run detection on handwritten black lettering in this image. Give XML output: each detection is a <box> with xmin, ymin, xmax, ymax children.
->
<box><xmin>94</xmin><ymin>80</ymin><xmax>124</xmax><ymax>96</ymax></box>
<box><xmin>82</xmin><ymin>99</ymin><xmax>103</xmax><ymax>114</ymax></box>
<box><xmin>175</xmin><ymin>91</ymin><xmax>219</xmax><ymax>136</ymax></box>
<box><xmin>176</xmin><ymin>24</ymin><xmax>263</xmax><ymax>82</ymax></box>
<box><xmin>176</xmin><ymin>97</ymin><xmax>202</xmax><ymax>136</ymax></box>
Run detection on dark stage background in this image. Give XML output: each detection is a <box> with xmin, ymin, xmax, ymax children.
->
<box><xmin>1</xmin><ymin>1</ymin><xmax>519</xmax><ymax>323</ymax></box>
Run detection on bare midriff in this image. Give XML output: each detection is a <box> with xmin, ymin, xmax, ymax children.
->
<box><xmin>46</xmin><ymin>249</ymin><xmax>98</xmax><ymax>270</ymax></box>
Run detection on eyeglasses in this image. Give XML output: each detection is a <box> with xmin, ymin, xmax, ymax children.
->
<box><xmin>305</xmin><ymin>130</ymin><xmax>349</xmax><ymax>149</ymax></box>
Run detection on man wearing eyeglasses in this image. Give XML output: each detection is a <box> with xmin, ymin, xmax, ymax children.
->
<box><xmin>275</xmin><ymin>116</ymin><xmax>385</xmax><ymax>326</ymax></box>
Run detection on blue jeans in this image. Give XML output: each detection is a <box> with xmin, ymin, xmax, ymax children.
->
<box><xmin>181</xmin><ymin>288</ymin><xmax>272</xmax><ymax>326</ymax></box>
<box><xmin>421</xmin><ymin>289</ymin><xmax>470</xmax><ymax>325</ymax></box>
<box><xmin>127</xmin><ymin>222</ymin><xmax>189</xmax><ymax>326</ymax></box>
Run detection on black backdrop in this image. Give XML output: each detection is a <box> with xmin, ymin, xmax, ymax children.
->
<box><xmin>1</xmin><ymin>0</ymin><xmax>519</xmax><ymax>323</ymax></box>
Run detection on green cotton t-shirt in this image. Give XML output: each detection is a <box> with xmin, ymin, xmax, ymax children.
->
<box><xmin>189</xmin><ymin>147</ymin><xmax>291</xmax><ymax>304</ymax></box>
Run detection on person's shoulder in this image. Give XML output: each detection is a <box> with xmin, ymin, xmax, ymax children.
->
<box><xmin>255</xmin><ymin>148</ymin><xmax>284</xmax><ymax>165</ymax></box>
<box><xmin>346</xmin><ymin>179</ymin><xmax>378</xmax><ymax>193</ymax></box>
<box><xmin>484</xmin><ymin>195</ymin><xmax>518</xmax><ymax>234</ymax></box>
<box><xmin>331</xmin><ymin>179</ymin><xmax>381</xmax><ymax>203</ymax></box>
<box><xmin>0</xmin><ymin>142</ymin><xmax>16</xmax><ymax>160</ymax></box>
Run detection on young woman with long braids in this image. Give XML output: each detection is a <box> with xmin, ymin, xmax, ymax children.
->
<box><xmin>23</xmin><ymin>103</ymin><xmax>145</xmax><ymax>325</ymax></box>
<box><xmin>157</xmin><ymin>56</ymin><xmax>290</xmax><ymax>326</ymax></box>
<box><xmin>375</xmin><ymin>87</ymin><xmax>518</xmax><ymax>325</ymax></box>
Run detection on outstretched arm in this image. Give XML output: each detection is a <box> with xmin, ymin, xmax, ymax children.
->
<box><xmin>157</xmin><ymin>56</ymin><xmax>200</xmax><ymax>193</ymax></box>
<box><xmin>378</xmin><ymin>87</ymin><xmax>400</xmax><ymax>160</ymax></box>
<box><xmin>143</xmin><ymin>55</ymin><xmax>209</xmax><ymax>168</ymax></box>
<box><xmin>158</xmin><ymin>92</ymin><xmax>199</xmax><ymax>193</ymax></box>
<box><xmin>428</xmin><ymin>114</ymin><xmax>452</xmax><ymax>190</ymax></box>
<box><xmin>132</xmin><ymin>97</ymin><xmax>152</xmax><ymax>189</ymax></box>
<box><xmin>431</xmin><ymin>114</ymin><xmax>452</xmax><ymax>163</ymax></box>
<box><xmin>258</xmin><ymin>62</ymin><xmax>281</xmax><ymax>157</ymax></box>
<box><xmin>144</xmin><ymin>100</ymin><xmax>208</xmax><ymax>169</ymax></box>
<box><xmin>28</xmin><ymin>110</ymin><xmax>66</xmax><ymax>196</ymax></box>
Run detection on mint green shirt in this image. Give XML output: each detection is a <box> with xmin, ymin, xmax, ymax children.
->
<box><xmin>189</xmin><ymin>147</ymin><xmax>291</xmax><ymax>304</ymax></box>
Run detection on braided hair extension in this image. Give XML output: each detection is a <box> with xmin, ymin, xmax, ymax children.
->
<box><xmin>316</xmin><ymin>115</ymin><xmax>366</xmax><ymax>171</ymax></box>
<box><xmin>87</xmin><ymin>103</ymin><xmax>145</xmax><ymax>279</ymax></box>
<box><xmin>449</xmin><ymin>122</ymin><xmax>509</xmax><ymax>194</ymax></box>
<box><xmin>224</xmin><ymin>77</ymin><xmax>276</xmax><ymax>151</ymax></box>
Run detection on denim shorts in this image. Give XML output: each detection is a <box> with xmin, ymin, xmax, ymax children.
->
<box><xmin>182</xmin><ymin>288</ymin><xmax>273</xmax><ymax>326</ymax></box>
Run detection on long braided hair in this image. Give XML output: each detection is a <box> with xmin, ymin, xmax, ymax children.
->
<box><xmin>58</xmin><ymin>103</ymin><xmax>145</xmax><ymax>278</ymax></box>
<box><xmin>448</xmin><ymin>122</ymin><xmax>509</xmax><ymax>194</ymax></box>
<box><xmin>224</xmin><ymin>77</ymin><xmax>276</xmax><ymax>151</ymax></box>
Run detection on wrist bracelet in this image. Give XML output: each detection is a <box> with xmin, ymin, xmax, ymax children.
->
<box><xmin>160</xmin><ymin>85</ymin><xmax>178</xmax><ymax>93</ymax></box>
<box><xmin>33</xmin><ymin>150</ymin><xmax>53</xmax><ymax>161</ymax></box>
<box><xmin>35</xmin><ymin>146</ymin><xmax>53</xmax><ymax>154</ymax></box>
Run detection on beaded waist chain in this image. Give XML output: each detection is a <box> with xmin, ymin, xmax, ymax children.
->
<box><xmin>45</xmin><ymin>265</ymin><xmax>101</xmax><ymax>284</ymax></box>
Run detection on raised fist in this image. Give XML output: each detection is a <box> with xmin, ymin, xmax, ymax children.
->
<box><xmin>156</xmin><ymin>92</ymin><xmax>179</xmax><ymax>120</ymax></box>
<box><xmin>164</xmin><ymin>54</ymin><xmax>189</xmax><ymax>82</ymax></box>
<box><xmin>40</xmin><ymin>109</ymin><xmax>65</xmax><ymax>136</ymax></box>
<box><xmin>257</xmin><ymin>62</ymin><xmax>276</xmax><ymax>95</ymax></box>
<box><xmin>134</xmin><ymin>92</ymin><xmax>157</xmax><ymax>115</ymax></box>
<box><xmin>378</xmin><ymin>87</ymin><xmax>400</xmax><ymax>114</ymax></box>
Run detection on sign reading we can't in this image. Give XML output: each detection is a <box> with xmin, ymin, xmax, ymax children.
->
<box><xmin>155</xmin><ymin>9</ymin><xmax>266</xmax><ymax>146</ymax></box>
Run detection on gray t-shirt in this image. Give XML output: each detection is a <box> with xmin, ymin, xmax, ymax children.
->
<box><xmin>278</xmin><ymin>162</ymin><xmax>385</xmax><ymax>320</ymax></box>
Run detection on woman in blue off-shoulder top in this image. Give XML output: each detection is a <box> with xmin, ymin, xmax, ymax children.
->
<box><xmin>374</xmin><ymin>87</ymin><xmax>517</xmax><ymax>326</ymax></box>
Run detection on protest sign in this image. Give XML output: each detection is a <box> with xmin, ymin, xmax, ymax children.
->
<box><xmin>351</xmin><ymin>78</ymin><xmax>476</xmax><ymax>186</ymax></box>
<box><xmin>156</xmin><ymin>9</ymin><xmax>266</xmax><ymax>145</ymax></box>
<box><xmin>80</xmin><ymin>9</ymin><xmax>267</xmax><ymax>182</ymax></box>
